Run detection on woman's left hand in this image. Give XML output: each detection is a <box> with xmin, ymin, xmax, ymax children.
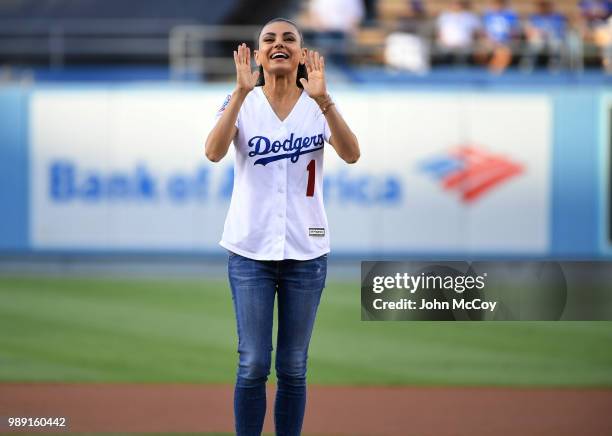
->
<box><xmin>299</xmin><ymin>49</ymin><xmax>327</xmax><ymax>99</ymax></box>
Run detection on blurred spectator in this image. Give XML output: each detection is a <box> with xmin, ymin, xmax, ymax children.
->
<box><xmin>580</xmin><ymin>0</ymin><xmax>612</xmax><ymax>27</ymax></box>
<box><xmin>309</xmin><ymin>0</ymin><xmax>364</xmax><ymax>67</ymax></box>
<box><xmin>436</xmin><ymin>1</ymin><xmax>481</xmax><ymax>65</ymax></box>
<box><xmin>384</xmin><ymin>1</ymin><xmax>430</xmax><ymax>74</ymax></box>
<box><xmin>476</xmin><ymin>0</ymin><xmax>521</xmax><ymax>73</ymax></box>
<box><xmin>579</xmin><ymin>1</ymin><xmax>612</xmax><ymax>71</ymax></box>
<box><xmin>521</xmin><ymin>0</ymin><xmax>568</xmax><ymax>71</ymax></box>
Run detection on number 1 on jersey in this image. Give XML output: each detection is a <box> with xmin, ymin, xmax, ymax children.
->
<box><xmin>306</xmin><ymin>159</ymin><xmax>315</xmax><ymax>197</ymax></box>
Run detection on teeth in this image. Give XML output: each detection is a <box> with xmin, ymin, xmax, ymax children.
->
<box><xmin>271</xmin><ymin>53</ymin><xmax>288</xmax><ymax>59</ymax></box>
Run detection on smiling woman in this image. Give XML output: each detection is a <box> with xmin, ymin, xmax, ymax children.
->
<box><xmin>254</xmin><ymin>18</ymin><xmax>309</xmax><ymax>90</ymax></box>
<box><xmin>203</xmin><ymin>17</ymin><xmax>360</xmax><ymax>436</ymax></box>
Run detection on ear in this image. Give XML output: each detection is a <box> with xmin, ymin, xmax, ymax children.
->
<box><xmin>300</xmin><ymin>47</ymin><xmax>308</xmax><ymax>65</ymax></box>
<box><xmin>254</xmin><ymin>49</ymin><xmax>261</xmax><ymax>66</ymax></box>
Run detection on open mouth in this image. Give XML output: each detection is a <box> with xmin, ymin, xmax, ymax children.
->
<box><xmin>270</xmin><ymin>52</ymin><xmax>289</xmax><ymax>60</ymax></box>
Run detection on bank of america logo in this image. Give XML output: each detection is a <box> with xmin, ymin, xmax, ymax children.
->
<box><xmin>420</xmin><ymin>146</ymin><xmax>524</xmax><ymax>203</ymax></box>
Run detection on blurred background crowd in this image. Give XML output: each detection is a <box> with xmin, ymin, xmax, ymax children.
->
<box><xmin>0</xmin><ymin>0</ymin><xmax>611</xmax><ymax>82</ymax></box>
<box><xmin>373</xmin><ymin>0</ymin><xmax>612</xmax><ymax>73</ymax></box>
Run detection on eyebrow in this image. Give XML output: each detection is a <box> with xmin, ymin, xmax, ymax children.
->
<box><xmin>262</xmin><ymin>31</ymin><xmax>297</xmax><ymax>38</ymax></box>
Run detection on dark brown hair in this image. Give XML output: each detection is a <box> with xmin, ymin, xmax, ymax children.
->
<box><xmin>255</xmin><ymin>17</ymin><xmax>308</xmax><ymax>89</ymax></box>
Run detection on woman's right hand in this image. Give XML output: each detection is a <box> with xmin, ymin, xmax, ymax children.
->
<box><xmin>234</xmin><ymin>43</ymin><xmax>259</xmax><ymax>93</ymax></box>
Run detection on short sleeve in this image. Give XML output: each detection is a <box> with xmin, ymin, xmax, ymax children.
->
<box><xmin>214</xmin><ymin>94</ymin><xmax>239</xmax><ymax>129</ymax></box>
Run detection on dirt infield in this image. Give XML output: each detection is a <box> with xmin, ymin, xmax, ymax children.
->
<box><xmin>1</xmin><ymin>384</ymin><xmax>611</xmax><ymax>435</ymax></box>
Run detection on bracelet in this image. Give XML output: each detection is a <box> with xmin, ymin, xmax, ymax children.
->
<box><xmin>321</xmin><ymin>101</ymin><xmax>335</xmax><ymax>115</ymax></box>
<box><xmin>317</xmin><ymin>94</ymin><xmax>334</xmax><ymax>115</ymax></box>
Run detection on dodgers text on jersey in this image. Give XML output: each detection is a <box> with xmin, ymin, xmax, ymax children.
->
<box><xmin>248</xmin><ymin>133</ymin><xmax>324</xmax><ymax>165</ymax></box>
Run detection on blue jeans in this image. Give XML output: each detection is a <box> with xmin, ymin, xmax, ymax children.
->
<box><xmin>227</xmin><ymin>252</ymin><xmax>327</xmax><ymax>436</ymax></box>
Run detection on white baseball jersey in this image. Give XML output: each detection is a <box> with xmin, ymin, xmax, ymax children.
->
<box><xmin>214</xmin><ymin>86</ymin><xmax>332</xmax><ymax>261</ymax></box>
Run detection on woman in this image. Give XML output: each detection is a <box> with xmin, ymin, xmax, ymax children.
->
<box><xmin>205</xmin><ymin>17</ymin><xmax>360</xmax><ymax>436</ymax></box>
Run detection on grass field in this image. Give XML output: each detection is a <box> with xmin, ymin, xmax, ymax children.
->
<box><xmin>1</xmin><ymin>276</ymin><xmax>611</xmax><ymax>387</ymax></box>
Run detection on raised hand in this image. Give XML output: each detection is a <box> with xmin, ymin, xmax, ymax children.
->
<box><xmin>299</xmin><ymin>49</ymin><xmax>327</xmax><ymax>99</ymax></box>
<box><xmin>234</xmin><ymin>43</ymin><xmax>259</xmax><ymax>93</ymax></box>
